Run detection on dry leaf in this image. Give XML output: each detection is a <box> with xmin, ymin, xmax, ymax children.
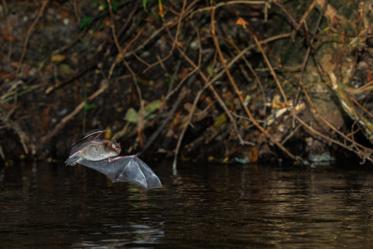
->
<box><xmin>271</xmin><ymin>94</ymin><xmax>291</xmax><ymax>109</ymax></box>
<box><xmin>248</xmin><ymin>146</ymin><xmax>259</xmax><ymax>163</ymax></box>
<box><xmin>0</xmin><ymin>70</ymin><xmax>14</xmax><ymax>80</ymax></box>
<box><xmin>236</xmin><ymin>17</ymin><xmax>248</xmax><ymax>27</ymax></box>
<box><xmin>51</xmin><ymin>54</ymin><xmax>66</xmax><ymax>63</ymax></box>
<box><xmin>158</xmin><ymin>1</ymin><xmax>165</xmax><ymax>18</ymax></box>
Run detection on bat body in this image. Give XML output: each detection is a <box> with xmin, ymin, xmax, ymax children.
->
<box><xmin>65</xmin><ymin>130</ymin><xmax>121</xmax><ymax>166</ymax></box>
<box><xmin>65</xmin><ymin>130</ymin><xmax>162</xmax><ymax>189</ymax></box>
<box><xmin>78</xmin><ymin>155</ymin><xmax>162</xmax><ymax>189</ymax></box>
<box><xmin>65</xmin><ymin>139</ymin><xmax>120</xmax><ymax>166</ymax></box>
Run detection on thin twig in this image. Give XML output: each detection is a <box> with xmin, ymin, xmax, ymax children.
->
<box><xmin>142</xmin><ymin>88</ymin><xmax>187</xmax><ymax>154</ymax></box>
<box><xmin>41</xmin><ymin>80</ymin><xmax>109</xmax><ymax>145</ymax></box>
<box><xmin>16</xmin><ymin>0</ymin><xmax>49</xmax><ymax>74</ymax></box>
<box><xmin>210</xmin><ymin>6</ymin><xmax>298</xmax><ymax>161</ymax></box>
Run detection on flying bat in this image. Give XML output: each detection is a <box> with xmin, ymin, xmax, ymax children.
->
<box><xmin>65</xmin><ymin>131</ymin><xmax>162</xmax><ymax>189</ymax></box>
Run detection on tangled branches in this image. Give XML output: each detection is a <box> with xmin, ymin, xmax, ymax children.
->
<box><xmin>0</xmin><ymin>0</ymin><xmax>372</xmax><ymax>164</ymax></box>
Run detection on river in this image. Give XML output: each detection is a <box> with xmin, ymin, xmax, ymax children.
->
<box><xmin>1</xmin><ymin>161</ymin><xmax>373</xmax><ymax>248</ymax></box>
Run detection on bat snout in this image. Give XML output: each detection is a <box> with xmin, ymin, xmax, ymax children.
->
<box><xmin>111</xmin><ymin>142</ymin><xmax>121</xmax><ymax>154</ymax></box>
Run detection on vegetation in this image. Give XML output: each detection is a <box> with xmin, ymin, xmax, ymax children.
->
<box><xmin>0</xmin><ymin>0</ymin><xmax>372</xmax><ymax>165</ymax></box>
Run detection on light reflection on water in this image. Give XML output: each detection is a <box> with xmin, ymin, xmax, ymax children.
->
<box><xmin>1</xmin><ymin>162</ymin><xmax>373</xmax><ymax>248</ymax></box>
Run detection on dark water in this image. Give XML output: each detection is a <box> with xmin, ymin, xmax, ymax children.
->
<box><xmin>1</xmin><ymin>162</ymin><xmax>373</xmax><ymax>249</ymax></box>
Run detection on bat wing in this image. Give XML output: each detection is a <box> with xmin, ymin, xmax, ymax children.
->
<box><xmin>78</xmin><ymin>156</ymin><xmax>162</xmax><ymax>189</ymax></box>
<box><xmin>80</xmin><ymin>129</ymin><xmax>106</xmax><ymax>141</ymax></box>
<box><xmin>70</xmin><ymin>130</ymin><xmax>106</xmax><ymax>155</ymax></box>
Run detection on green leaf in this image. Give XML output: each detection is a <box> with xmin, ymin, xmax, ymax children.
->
<box><xmin>80</xmin><ymin>16</ymin><xmax>93</xmax><ymax>29</ymax></box>
<box><xmin>207</xmin><ymin>64</ymin><xmax>215</xmax><ymax>77</ymax></box>
<box><xmin>213</xmin><ymin>113</ymin><xmax>227</xmax><ymax>128</ymax></box>
<box><xmin>111</xmin><ymin>0</ymin><xmax>119</xmax><ymax>11</ymax></box>
<box><xmin>83</xmin><ymin>101</ymin><xmax>96</xmax><ymax>111</ymax></box>
<box><xmin>124</xmin><ymin>108</ymin><xmax>139</xmax><ymax>123</ymax></box>
<box><xmin>103</xmin><ymin>0</ymin><xmax>119</xmax><ymax>12</ymax></box>
<box><xmin>124</xmin><ymin>100</ymin><xmax>161</xmax><ymax>124</ymax></box>
<box><xmin>144</xmin><ymin>100</ymin><xmax>161</xmax><ymax>116</ymax></box>
<box><xmin>58</xmin><ymin>64</ymin><xmax>74</xmax><ymax>76</ymax></box>
<box><xmin>143</xmin><ymin>0</ymin><xmax>148</xmax><ymax>10</ymax></box>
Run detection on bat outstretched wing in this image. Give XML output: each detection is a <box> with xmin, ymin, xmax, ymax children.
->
<box><xmin>78</xmin><ymin>156</ymin><xmax>162</xmax><ymax>189</ymax></box>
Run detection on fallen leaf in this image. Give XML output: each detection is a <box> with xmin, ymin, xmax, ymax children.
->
<box><xmin>51</xmin><ymin>54</ymin><xmax>66</xmax><ymax>63</ymax></box>
<box><xmin>248</xmin><ymin>146</ymin><xmax>259</xmax><ymax>163</ymax></box>
<box><xmin>236</xmin><ymin>17</ymin><xmax>248</xmax><ymax>27</ymax></box>
<box><xmin>0</xmin><ymin>70</ymin><xmax>14</xmax><ymax>80</ymax></box>
<box><xmin>58</xmin><ymin>64</ymin><xmax>74</xmax><ymax>76</ymax></box>
<box><xmin>1</xmin><ymin>33</ymin><xmax>17</xmax><ymax>42</ymax></box>
<box><xmin>271</xmin><ymin>94</ymin><xmax>291</xmax><ymax>109</ymax></box>
<box><xmin>213</xmin><ymin>113</ymin><xmax>227</xmax><ymax>128</ymax></box>
<box><xmin>103</xmin><ymin>17</ymin><xmax>112</xmax><ymax>27</ymax></box>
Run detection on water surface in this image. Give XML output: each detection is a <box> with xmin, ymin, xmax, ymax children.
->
<box><xmin>1</xmin><ymin>162</ymin><xmax>373</xmax><ymax>248</ymax></box>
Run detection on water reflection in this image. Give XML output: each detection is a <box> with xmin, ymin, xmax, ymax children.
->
<box><xmin>0</xmin><ymin>162</ymin><xmax>373</xmax><ymax>248</ymax></box>
<box><xmin>72</xmin><ymin>223</ymin><xmax>164</xmax><ymax>248</ymax></box>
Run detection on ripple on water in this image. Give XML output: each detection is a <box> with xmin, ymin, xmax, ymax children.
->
<box><xmin>1</xmin><ymin>163</ymin><xmax>373</xmax><ymax>249</ymax></box>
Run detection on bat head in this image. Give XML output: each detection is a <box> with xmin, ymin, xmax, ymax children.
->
<box><xmin>103</xmin><ymin>140</ymin><xmax>122</xmax><ymax>155</ymax></box>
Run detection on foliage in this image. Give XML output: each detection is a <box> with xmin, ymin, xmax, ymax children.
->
<box><xmin>0</xmin><ymin>0</ymin><xmax>371</xmax><ymax>164</ymax></box>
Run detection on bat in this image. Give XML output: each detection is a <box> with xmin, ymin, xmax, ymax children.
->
<box><xmin>65</xmin><ymin>130</ymin><xmax>162</xmax><ymax>189</ymax></box>
<box><xmin>77</xmin><ymin>155</ymin><xmax>162</xmax><ymax>189</ymax></box>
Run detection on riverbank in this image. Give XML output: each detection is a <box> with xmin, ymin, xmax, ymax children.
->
<box><xmin>0</xmin><ymin>1</ymin><xmax>371</xmax><ymax>164</ymax></box>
